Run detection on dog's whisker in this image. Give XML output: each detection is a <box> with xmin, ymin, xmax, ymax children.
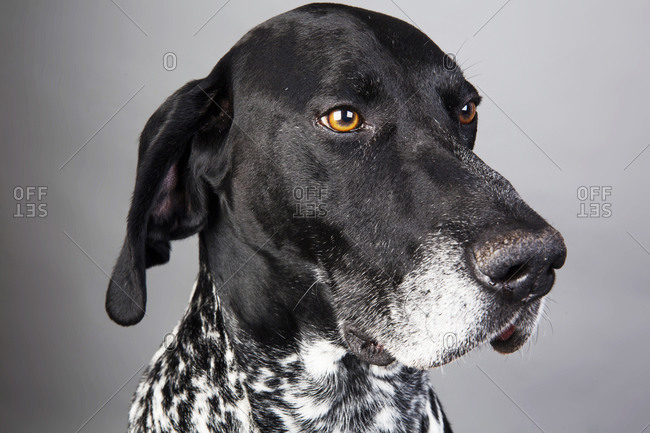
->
<box><xmin>544</xmin><ymin>296</ymin><xmax>558</xmax><ymax>305</ymax></box>
<box><xmin>455</xmin><ymin>38</ymin><xmax>470</xmax><ymax>58</ymax></box>
<box><xmin>461</xmin><ymin>60</ymin><xmax>483</xmax><ymax>72</ymax></box>
<box><xmin>292</xmin><ymin>280</ymin><xmax>319</xmax><ymax>311</ymax></box>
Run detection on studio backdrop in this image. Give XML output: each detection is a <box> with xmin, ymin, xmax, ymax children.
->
<box><xmin>1</xmin><ymin>1</ymin><xmax>649</xmax><ymax>432</ymax></box>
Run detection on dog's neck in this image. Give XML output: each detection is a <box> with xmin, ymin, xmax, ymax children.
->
<box><xmin>161</xmin><ymin>270</ymin><xmax>445</xmax><ymax>433</ymax></box>
<box><xmin>180</xmin><ymin>227</ymin><xmax>449</xmax><ymax>433</ymax></box>
<box><xmin>129</xmin><ymin>225</ymin><xmax>448</xmax><ymax>432</ymax></box>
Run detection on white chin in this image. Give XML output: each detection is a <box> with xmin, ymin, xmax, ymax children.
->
<box><xmin>378</xmin><ymin>235</ymin><xmax>546</xmax><ymax>369</ymax></box>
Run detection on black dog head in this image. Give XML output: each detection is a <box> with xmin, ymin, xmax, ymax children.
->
<box><xmin>107</xmin><ymin>3</ymin><xmax>566</xmax><ymax>369</ymax></box>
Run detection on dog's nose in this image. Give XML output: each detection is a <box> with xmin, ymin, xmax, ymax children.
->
<box><xmin>471</xmin><ymin>227</ymin><xmax>566</xmax><ymax>303</ymax></box>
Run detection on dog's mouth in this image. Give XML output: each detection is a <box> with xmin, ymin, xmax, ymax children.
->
<box><xmin>488</xmin><ymin>312</ymin><xmax>533</xmax><ymax>354</ymax></box>
<box><xmin>489</xmin><ymin>323</ymin><xmax>519</xmax><ymax>353</ymax></box>
<box><xmin>343</xmin><ymin>325</ymin><xmax>395</xmax><ymax>366</ymax></box>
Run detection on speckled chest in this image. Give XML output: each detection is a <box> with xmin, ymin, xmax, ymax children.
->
<box><xmin>127</xmin><ymin>281</ymin><xmax>447</xmax><ymax>433</ymax></box>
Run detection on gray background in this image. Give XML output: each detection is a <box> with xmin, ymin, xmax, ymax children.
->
<box><xmin>1</xmin><ymin>0</ymin><xmax>649</xmax><ymax>432</ymax></box>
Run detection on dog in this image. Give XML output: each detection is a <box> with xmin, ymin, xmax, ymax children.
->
<box><xmin>106</xmin><ymin>3</ymin><xmax>567</xmax><ymax>432</ymax></box>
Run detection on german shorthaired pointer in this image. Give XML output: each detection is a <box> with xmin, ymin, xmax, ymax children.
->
<box><xmin>106</xmin><ymin>4</ymin><xmax>567</xmax><ymax>432</ymax></box>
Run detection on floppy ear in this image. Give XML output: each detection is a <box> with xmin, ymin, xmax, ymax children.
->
<box><xmin>106</xmin><ymin>58</ymin><xmax>233</xmax><ymax>326</ymax></box>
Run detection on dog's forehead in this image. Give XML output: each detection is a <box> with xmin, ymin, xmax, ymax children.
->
<box><xmin>228</xmin><ymin>4</ymin><xmax>461</xmax><ymax>104</ymax></box>
<box><xmin>238</xmin><ymin>4</ymin><xmax>443</xmax><ymax>56</ymax></box>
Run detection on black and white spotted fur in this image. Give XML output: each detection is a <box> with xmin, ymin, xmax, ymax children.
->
<box><xmin>129</xmin><ymin>271</ymin><xmax>449</xmax><ymax>432</ymax></box>
<box><xmin>106</xmin><ymin>4</ymin><xmax>566</xmax><ymax>432</ymax></box>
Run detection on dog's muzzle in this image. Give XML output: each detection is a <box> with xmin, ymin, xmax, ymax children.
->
<box><xmin>469</xmin><ymin>226</ymin><xmax>567</xmax><ymax>352</ymax></box>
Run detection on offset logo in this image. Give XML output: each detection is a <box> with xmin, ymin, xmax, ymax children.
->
<box><xmin>163</xmin><ymin>52</ymin><xmax>177</xmax><ymax>71</ymax></box>
<box><xmin>443</xmin><ymin>53</ymin><xmax>458</xmax><ymax>71</ymax></box>
<box><xmin>163</xmin><ymin>332</ymin><xmax>177</xmax><ymax>351</ymax></box>
<box><xmin>13</xmin><ymin>186</ymin><xmax>48</xmax><ymax>218</ymax></box>
<box><xmin>443</xmin><ymin>332</ymin><xmax>458</xmax><ymax>350</ymax></box>
<box><xmin>293</xmin><ymin>186</ymin><xmax>328</xmax><ymax>218</ymax></box>
<box><xmin>577</xmin><ymin>186</ymin><xmax>612</xmax><ymax>218</ymax></box>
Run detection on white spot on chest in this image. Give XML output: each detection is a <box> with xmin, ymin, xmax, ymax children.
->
<box><xmin>299</xmin><ymin>338</ymin><xmax>347</xmax><ymax>379</ymax></box>
<box><xmin>374</xmin><ymin>407</ymin><xmax>398</xmax><ymax>430</ymax></box>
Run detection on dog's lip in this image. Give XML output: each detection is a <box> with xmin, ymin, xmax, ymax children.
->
<box><xmin>489</xmin><ymin>315</ymin><xmax>528</xmax><ymax>354</ymax></box>
<box><xmin>494</xmin><ymin>324</ymin><xmax>516</xmax><ymax>342</ymax></box>
<box><xmin>342</xmin><ymin>325</ymin><xmax>395</xmax><ymax>366</ymax></box>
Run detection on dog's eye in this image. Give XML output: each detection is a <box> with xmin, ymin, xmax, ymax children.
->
<box><xmin>459</xmin><ymin>102</ymin><xmax>477</xmax><ymax>125</ymax></box>
<box><xmin>320</xmin><ymin>108</ymin><xmax>362</xmax><ymax>132</ymax></box>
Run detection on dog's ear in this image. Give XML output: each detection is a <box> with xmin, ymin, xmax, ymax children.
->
<box><xmin>106</xmin><ymin>58</ymin><xmax>233</xmax><ymax>326</ymax></box>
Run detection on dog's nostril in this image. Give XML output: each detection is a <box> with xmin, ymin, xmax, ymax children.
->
<box><xmin>495</xmin><ymin>262</ymin><xmax>530</xmax><ymax>284</ymax></box>
<box><xmin>471</xmin><ymin>227</ymin><xmax>566</xmax><ymax>302</ymax></box>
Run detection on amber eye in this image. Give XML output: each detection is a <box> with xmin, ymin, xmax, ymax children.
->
<box><xmin>459</xmin><ymin>101</ymin><xmax>477</xmax><ymax>125</ymax></box>
<box><xmin>320</xmin><ymin>108</ymin><xmax>362</xmax><ymax>132</ymax></box>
